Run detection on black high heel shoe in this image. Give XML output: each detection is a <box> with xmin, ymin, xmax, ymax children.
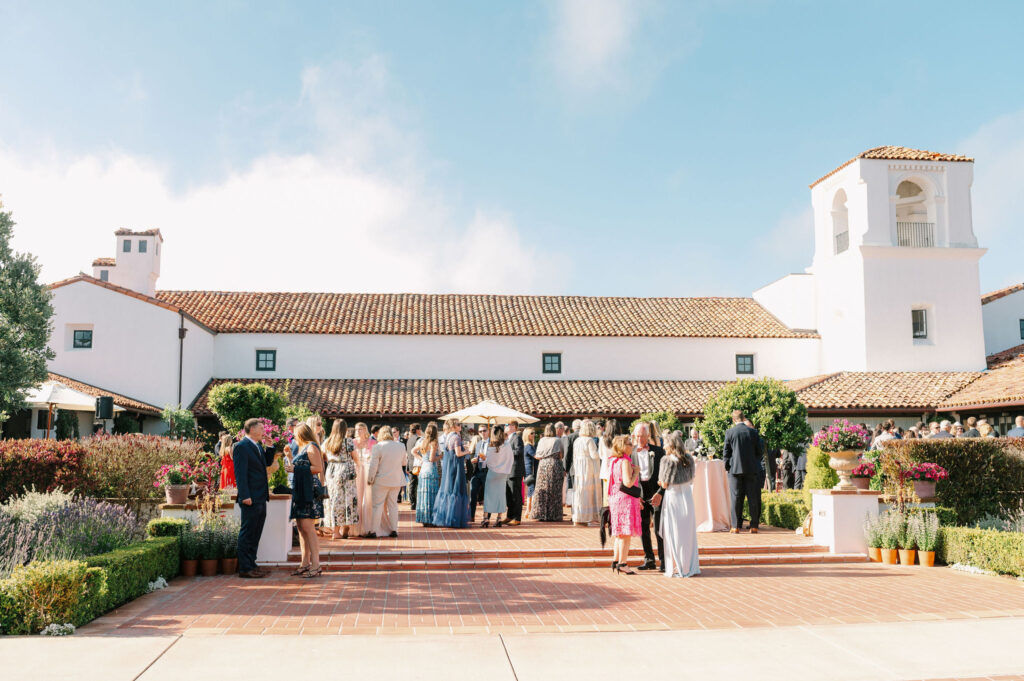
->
<box><xmin>610</xmin><ymin>561</ymin><xmax>619</xmax><ymax>572</ymax></box>
<box><xmin>615</xmin><ymin>563</ymin><xmax>637</xmax><ymax>575</ymax></box>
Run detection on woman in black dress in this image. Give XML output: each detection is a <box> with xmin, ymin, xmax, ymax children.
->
<box><xmin>289</xmin><ymin>423</ymin><xmax>324</xmax><ymax>578</ymax></box>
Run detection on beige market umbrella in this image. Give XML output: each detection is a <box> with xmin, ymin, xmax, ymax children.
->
<box><xmin>25</xmin><ymin>381</ymin><xmax>124</xmax><ymax>439</ymax></box>
<box><xmin>440</xmin><ymin>399</ymin><xmax>538</xmax><ymax>426</ymax></box>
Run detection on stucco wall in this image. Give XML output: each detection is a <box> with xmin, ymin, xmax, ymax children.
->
<box><xmin>982</xmin><ymin>289</ymin><xmax>1024</xmax><ymax>356</ymax></box>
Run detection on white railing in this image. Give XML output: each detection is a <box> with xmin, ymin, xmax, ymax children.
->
<box><xmin>896</xmin><ymin>222</ymin><xmax>935</xmax><ymax>248</ymax></box>
<box><xmin>834</xmin><ymin>231</ymin><xmax>849</xmax><ymax>254</ymax></box>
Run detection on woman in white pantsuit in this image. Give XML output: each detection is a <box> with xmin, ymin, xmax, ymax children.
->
<box><xmin>654</xmin><ymin>431</ymin><xmax>700</xmax><ymax>578</ymax></box>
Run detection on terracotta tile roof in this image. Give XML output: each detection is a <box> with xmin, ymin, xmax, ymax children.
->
<box><xmin>154</xmin><ymin>291</ymin><xmax>818</xmax><ymax>338</ymax></box>
<box><xmin>792</xmin><ymin>371</ymin><xmax>981</xmax><ymax>410</ymax></box>
<box><xmin>981</xmin><ymin>282</ymin><xmax>1024</xmax><ymax>305</ymax></box>
<box><xmin>191</xmin><ymin>378</ymin><xmax>727</xmax><ymax>419</ymax></box>
<box><xmin>115</xmin><ymin>228</ymin><xmax>163</xmax><ymax>238</ymax></box>
<box><xmin>46</xmin><ymin>372</ymin><xmax>162</xmax><ymax>415</ymax></box>
<box><xmin>940</xmin><ymin>345</ymin><xmax>1024</xmax><ymax>410</ymax></box>
<box><xmin>91</xmin><ymin>257</ymin><xmax>115</xmax><ymax>267</ymax></box>
<box><xmin>810</xmin><ymin>146</ymin><xmax>974</xmax><ymax>188</ymax></box>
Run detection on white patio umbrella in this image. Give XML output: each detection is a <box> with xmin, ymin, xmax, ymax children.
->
<box><xmin>24</xmin><ymin>381</ymin><xmax>124</xmax><ymax>439</ymax></box>
<box><xmin>440</xmin><ymin>399</ymin><xmax>539</xmax><ymax>426</ymax></box>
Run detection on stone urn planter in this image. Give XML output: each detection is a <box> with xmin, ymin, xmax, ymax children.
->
<box><xmin>164</xmin><ymin>484</ymin><xmax>190</xmax><ymax>505</ymax></box>
<box><xmin>828</xmin><ymin>450</ymin><xmax>862</xmax><ymax>491</ymax></box>
<box><xmin>913</xmin><ymin>480</ymin><xmax>936</xmax><ymax>499</ymax></box>
<box><xmin>199</xmin><ymin>558</ymin><xmax>219</xmax><ymax>577</ymax></box>
<box><xmin>851</xmin><ymin>477</ymin><xmax>871</xmax><ymax>491</ymax></box>
<box><xmin>181</xmin><ymin>559</ymin><xmax>198</xmax><ymax>577</ymax></box>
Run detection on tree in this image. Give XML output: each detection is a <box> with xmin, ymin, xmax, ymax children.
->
<box><xmin>0</xmin><ymin>206</ymin><xmax>54</xmax><ymax>424</ymax></box>
<box><xmin>630</xmin><ymin>410</ymin><xmax>684</xmax><ymax>437</ymax></box>
<box><xmin>696</xmin><ymin>378</ymin><xmax>812</xmax><ymax>456</ymax></box>
<box><xmin>162</xmin><ymin>405</ymin><xmax>197</xmax><ymax>439</ymax></box>
<box><xmin>206</xmin><ymin>382</ymin><xmax>288</xmax><ymax>434</ymax></box>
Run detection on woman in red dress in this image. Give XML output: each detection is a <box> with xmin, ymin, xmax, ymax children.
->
<box><xmin>218</xmin><ymin>433</ymin><xmax>237</xmax><ymax>490</ymax></box>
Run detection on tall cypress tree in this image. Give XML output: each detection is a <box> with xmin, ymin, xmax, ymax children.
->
<box><xmin>0</xmin><ymin>205</ymin><xmax>54</xmax><ymax>424</ymax></box>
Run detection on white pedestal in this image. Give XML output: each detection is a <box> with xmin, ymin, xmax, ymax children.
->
<box><xmin>231</xmin><ymin>495</ymin><xmax>292</xmax><ymax>563</ymax></box>
<box><xmin>811</xmin><ymin>490</ymin><xmax>880</xmax><ymax>555</ymax></box>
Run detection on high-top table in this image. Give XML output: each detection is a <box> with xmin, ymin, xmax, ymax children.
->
<box><xmin>692</xmin><ymin>459</ymin><xmax>732</xmax><ymax>532</ymax></box>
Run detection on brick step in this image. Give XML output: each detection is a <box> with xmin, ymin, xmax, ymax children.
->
<box><xmin>287</xmin><ymin>543</ymin><xmax>828</xmax><ymax>563</ymax></box>
<box><xmin>267</xmin><ymin>552</ymin><xmax>866</xmax><ymax>572</ymax></box>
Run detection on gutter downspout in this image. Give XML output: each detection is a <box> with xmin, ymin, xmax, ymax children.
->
<box><xmin>177</xmin><ymin>313</ymin><xmax>187</xmax><ymax>407</ymax></box>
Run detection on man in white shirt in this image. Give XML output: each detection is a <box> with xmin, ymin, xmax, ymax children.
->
<box><xmin>630</xmin><ymin>423</ymin><xmax>665</xmax><ymax>570</ymax></box>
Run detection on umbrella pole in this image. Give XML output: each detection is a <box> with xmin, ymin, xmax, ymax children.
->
<box><xmin>45</xmin><ymin>404</ymin><xmax>54</xmax><ymax>440</ymax></box>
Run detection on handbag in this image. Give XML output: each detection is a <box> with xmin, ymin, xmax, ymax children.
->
<box><xmin>619</xmin><ymin>483</ymin><xmax>641</xmax><ymax>499</ymax></box>
<box><xmin>312</xmin><ymin>476</ymin><xmax>329</xmax><ymax>501</ymax></box>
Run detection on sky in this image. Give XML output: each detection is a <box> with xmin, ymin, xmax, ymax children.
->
<box><xmin>1</xmin><ymin>0</ymin><xmax>1022</xmax><ymax>297</ymax></box>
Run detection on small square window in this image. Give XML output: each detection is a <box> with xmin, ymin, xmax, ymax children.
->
<box><xmin>1019</xmin><ymin>319</ymin><xmax>1023</xmax><ymax>340</ymax></box>
<box><xmin>99</xmin><ymin>270</ymin><xmax>109</xmax><ymax>282</ymax></box>
<box><xmin>122</xmin><ymin>239</ymin><xmax>131</xmax><ymax>253</ymax></box>
<box><xmin>73</xmin><ymin>330</ymin><xmax>93</xmax><ymax>349</ymax></box>
<box><xmin>912</xmin><ymin>309</ymin><xmax>928</xmax><ymax>339</ymax></box>
<box><xmin>138</xmin><ymin>239</ymin><xmax>147</xmax><ymax>253</ymax></box>
<box><xmin>36</xmin><ymin>410</ymin><xmax>50</xmax><ymax>430</ymax></box>
<box><xmin>736</xmin><ymin>354</ymin><xmax>754</xmax><ymax>375</ymax></box>
<box><xmin>256</xmin><ymin>349</ymin><xmax>276</xmax><ymax>371</ymax></box>
<box><xmin>542</xmin><ymin>353</ymin><xmax>561</xmax><ymax>374</ymax></box>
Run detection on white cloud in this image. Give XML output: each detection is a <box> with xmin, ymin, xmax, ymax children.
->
<box><xmin>550</xmin><ymin>0</ymin><xmax>644</xmax><ymax>91</ymax></box>
<box><xmin>1</xmin><ymin>58</ymin><xmax>563</xmax><ymax>295</ymax></box>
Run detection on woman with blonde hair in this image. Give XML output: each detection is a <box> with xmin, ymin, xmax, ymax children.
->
<box><xmin>605</xmin><ymin>434</ymin><xmax>641</xmax><ymax>575</ymax></box>
<box><xmin>432</xmin><ymin>418</ymin><xmax>471</xmax><ymax>528</ymax></box>
<box><xmin>647</xmin><ymin>420</ymin><xmax>663</xmax><ymax>448</ymax></box>
<box><xmin>306</xmin><ymin>415</ymin><xmax>325</xmax><ymax>444</ymax></box>
<box><xmin>531</xmin><ymin>424</ymin><xmax>565</xmax><ymax>521</ymax></box>
<box><xmin>414</xmin><ymin>423</ymin><xmax>442</xmax><ymax>526</ymax></box>
<box><xmin>523</xmin><ymin>427</ymin><xmax>538</xmax><ymax>516</ymax></box>
<box><xmin>287</xmin><ymin>423</ymin><xmax>324</xmax><ymax>577</ymax></box>
<box><xmin>352</xmin><ymin>422</ymin><xmax>376</xmax><ymax>537</ymax></box>
<box><xmin>323</xmin><ymin>419</ymin><xmax>360</xmax><ymax>540</ymax></box>
<box><xmin>571</xmin><ymin>419</ymin><xmax>602</xmax><ymax>526</ymax></box>
<box><xmin>218</xmin><ymin>433</ymin><xmax>236</xmax><ymax>491</ymax></box>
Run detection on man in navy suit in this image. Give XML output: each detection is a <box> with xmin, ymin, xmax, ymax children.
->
<box><xmin>723</xmin><ymin>410</ymin><xmax>765</xmax><ymax>534</ymax></box>
<box><xmin>233</xmin><ymin>418</ymin><xmax>280</xmax><ymax>578</ymax></box>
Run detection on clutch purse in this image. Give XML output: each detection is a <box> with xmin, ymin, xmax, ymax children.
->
<box><xmin>312</xmin><ymin>476</ymin><xmax>329</xmax><ymax>501</ymax></box>
<box><xmin>619</xmin><ymin>483</ymin><xmax>641</xmax><ymax>499</ymax></box>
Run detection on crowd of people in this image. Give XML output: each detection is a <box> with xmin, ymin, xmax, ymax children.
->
<box><xmin>864</xmin><ymin>415</ymin><xmax>1024</xmax><ymax>446</ymax></box>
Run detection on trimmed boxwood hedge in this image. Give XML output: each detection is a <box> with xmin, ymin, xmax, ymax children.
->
<box><xmin>147</xmin><ymin>517</ymin><xmax>190</xmax><ymax>538</ymax></box>
<box><xmin>939</xmin><ymin>526</ymin><xmax>1024</xmax><ymax>578</ymax></box>
<box><xmin>0</xmin><ymin>562</ymin><xmax>107</xmax><ymax>634</ymax></box>
<box><xmin>83</xmin><ymin>536</ymin><xmax>179</xmax><ymax>618</ymax></box>
<box><xmin>744</xmin><ymin>490</ymin><xmax>809</xmax><ymax>530</ymax></box>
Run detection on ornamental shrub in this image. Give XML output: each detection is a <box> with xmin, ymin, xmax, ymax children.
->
<box><xmin>0</xmin><ymin>439</ymin><xmax>90</xmax><ymax>502</ymax></box>
<box><xmin>697</xmin><ymin>378</ymin><xmax>812</xmax><ymax>457</ymax></box>
<box><xmin>83</xmin><ymin>434</ymin><xmax>207</xmax><ymax>502</ymax></box>
<box><xmin>630</xmin><ymin>411</ymin><xmax>684</xmax><ymax>438</ymax></box>
<box><xmin>161</xmin><ymin>405</ymin><xmax>197</xmax><ymax>440</ymax></box>
<box><xmin>146</xmin><ymin>517</ymin><xmax>190</xmax><ymax>538</ymax></box>
<box><xmin>1</xmin><ymin>560</ymin><xmax>107</xmax><ymax>634</ymax></box>
<box><xmin>54</xmin><ymin>409</ymin><xmax>79</xmax><ymax>440</ymax></box>
<box><xmin>206</xmin><ymin>382</ymin><xmax>288</xmax><ymax>434</ymax></box>
<box><xmin>882</xmin><ymin>438</ymin><xmax>1024</xmax><ymax>525</ymax></box>
<box><xmin>83</xmin><ymin>536</ymin><xmax>179</xmax><ymax>618</ymax></box>
<box><xmin>939</xmin><ymin>526</ymin><xmax>1024</xmax><ymax>577</ymax></box>
<box><xmin>742</xmin><ymin>490</ymin><xmax>808</xmax><ymax>530</ymax></box>
<box><xmin>801</xmin><ymin>446</ymin><xmax>839</xmax><ymax>508</ymax></box>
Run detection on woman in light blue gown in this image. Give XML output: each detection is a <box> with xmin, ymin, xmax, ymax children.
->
<box><xmin>432</xmin><ymin>419</ymin><xmax>471</xmax><ymax>529</ymax></box>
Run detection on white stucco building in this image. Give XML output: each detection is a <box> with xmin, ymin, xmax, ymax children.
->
<box><xmin>9</xmin><ymin>146</ymin><xmax>1022</xmax><ymax>437</ymax></box>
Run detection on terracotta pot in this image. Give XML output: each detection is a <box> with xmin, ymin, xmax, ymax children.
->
<box><xmin>919</xmin><ymin>550</ymin><xmax>935</xmax><ymax>567</ymax></box>
<box><xmin>881</xmin><ymin>549</ymin><xmax>899</xmax><ymax>565</ymax></box>
<box><xmin>181</xmin><ymin>559</ymin><xmax>198</xmax><ymax>577</ymax></box>
<box><xmin>164</xmin><ymin>484</ymin><xmax>189</xmax><ymax>505</ymax></box>
<box><xmin>898</xmin><ymin>549</ymin><xmax>917</xmax><ymax>566</ymax></box>
<box><xmin>913</xmin><ymin>480</ymin><xmax>936</xmax><ymax>499</ymax></box>
<box><xmin>851</xmin><ymin>477</ymin><xmax>871</xmax><ymax>490</ymax></box>
<box><xmin>199</xmin><ymin>558</ymin><xmax>219</xmax><ymax>577</ymax></box>
<box><xmin>220</xmin><ymin>557</ymin><xmax>238</xmax><ymax>574</ymax></box>
<box><xmin>868</xmin><ymin>546</ymin><xmax>882</xmax><ymax>562</ymax></box>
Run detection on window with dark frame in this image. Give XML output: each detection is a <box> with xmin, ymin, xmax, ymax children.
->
<box><xmin>542</xmin><ymin>352</ymin><xmax>562</xmax><ymax>374</ymax></box>
<box><xmin>139</xmin><ymin>239</ymin><xmax>147</xmax><ymax>253</ymax></box>
<box><xmin>1019</xmin><ymin>319</ymin><xmax>1024</xmax><ymax>340</ymax></box>
<box><xmin>912</xmin><ymin>309</ymin><xmax>928</xmax><ymax>339</ymax></box>
<box><xmin>735</xmin><ymin>354</ymin><xmax>754</xmax><ymax>375</ymax></box>
<box><xmin>99</xmin><ymin>270</ymin><xmax>109</xmax><ymax>281</ymax></box>
<box><xmin>36</xmin><ymin>410</ymin><xmax>49</xmax><ymax>430</ymax></box>
<box><xmin>256</xmin><ymin>349</ymin><xmax>276</xmax><ymax>371</ymax></box>
<box><xmin>72</xmin><ymin>329</ymin><xmax>93</xmax><ymax>349</ymax></box>
<box><xmin>122</xmin><ymin>239</ymin><xmax>131</xmax><ymax>252</ymax></box>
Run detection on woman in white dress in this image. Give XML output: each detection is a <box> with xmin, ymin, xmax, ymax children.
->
<box><xmin>654</xmin><ymin>431</ymin><xmax>700</xmax><ymax>578</ymax></box>
<box><xmin>352</xmin><ymin>422</ymin><xmax>376</xmax><ymax>538</ymax></box>
<box><xmin>571</xmin><ymin>419</ymin><xmax>603</xmax><ymax>525</ymax></box>
<box><xmin>481</xmin><ymin>425</ymin><xmax>514</xmax><ymax>527</ymax></box>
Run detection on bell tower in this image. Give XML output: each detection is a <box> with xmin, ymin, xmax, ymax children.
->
<box><xmin>97</xmin><ymin>228</ymin><xmax>163</xmax><ymax>296</ymax></box>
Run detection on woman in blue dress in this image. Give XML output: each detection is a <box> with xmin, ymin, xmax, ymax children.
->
<box><xmin>414</xmin><ymin>424</ymin><xmax>442</xmax><ymax>526</ymax></box>
<box><xmin>432</xmin><ymin>419</ymin><xmax>471</xmax><ymax>528</ymax></box>
<box><xmin>288</xmin><ymin>423</ymin><xmax>324</xmax><ymax>578</ymax></box>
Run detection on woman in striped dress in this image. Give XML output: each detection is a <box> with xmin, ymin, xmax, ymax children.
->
<box><xmin>414</xmin><ymin>424</ymin><xmax>442</xmax><ymax>526</ymax></box>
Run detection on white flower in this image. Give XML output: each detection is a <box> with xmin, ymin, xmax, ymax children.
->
<box><xmin>40</xmin><ymin>623</ymin><xmax>75</xmax><ymax>636</ymax></box>
<box><xmin>146</xmin><ymin>576</ymin><xmax>169</xmax><ymax>592</ymax></box>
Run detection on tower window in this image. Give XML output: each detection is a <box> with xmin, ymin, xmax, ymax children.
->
<box><xmin>542</xmin><ymin>353</ymin><xmax>562</xmax><ymax>374</ymax></box>
<box><xmin>99</xmin><ymin>270</ymin><xmax>109</xmax><ymax>282</ymax></box>
<box><xmin>73</xmin><ymin>330</ymin><xmax>93</xmax><ymax>349</ymax></box>
<box><xmin>256</xmin><ymin>349</ymin><xmax>276</xmax><ymax>371</ymax></box>
<box><xmin>735</xmin><ymin>354</ymin><xmax>754</xmax><ymax>375</ymax></box>
<box><xmin>139</xmin><ymin>240</ymin><xmax>147</xmax><ymax>253</ymax></box>
<box><xmin>912</xmin><ymin>309</ymin><xmax>928</xmax><ymax>339</ymax></box>
<box><xmin>1019</xmin><ymin>319</ymin><xmax>1023</xmax><ymax>340</ymax></box>
<box><xmin>122</xmin><ymin>239</ymin><xmax>131</xmax><ymax>252</ymax></box>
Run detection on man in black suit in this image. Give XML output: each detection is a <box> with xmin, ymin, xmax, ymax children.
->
<box><xmin>723</xmin><ymin>410</ymin><xmax>765</xmax><ymax>533</ymax></box>
<box><xmin>233</xmin><ymin>418</ymin><xmax>280</xmax><ymax>578</ymax></box>
<box><xmin>505</xmin><ymin>421</ymin><xmax>525</xmax><ymax>525</ymax></box>
<box><xmin>632</xmin><ymin>423</ymin><xmax>665</xmax><ymax>570</ymax></box>
<box><xmin>405</xmin><ymin>423</ymin><xmax>422</xmax><ymax>510</ymax></box>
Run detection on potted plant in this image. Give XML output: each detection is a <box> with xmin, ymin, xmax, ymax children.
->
<box><xmin>180</xmin><ymin>526</ymin><xmax>200</xmax><ymax>577</ymax></box>
<box><xmin>812</xmin><ymin>420</ymin><xmax>872</xmax><ymax>491</ymax></box>
<box><xmin>909</xmin><ymin>463</ymin><xmax>947</xmax><ymax>500</ymax></box>
<box><xmin>896</xmin><ymin>513</ymin><xmax>916</xmax><ymax>566</ymax></box>
<box><xmin>913</xmin><ymin>512</ymin><xmax>940</xmax><ymax>567</ymax></box>
<box><xmin>879</xmin><ymin>512</ymin><xmax>900</xmax><ymax>565</ymax></box>
<box><xmin>850</xmin><ymin>460</ymin><xmax>876</xmax><ymax>491</ymax></box>
<box><xmin>219</xmin><ymin>526</ymin><xmax>239</xmax><ymax>574</ymax></box>
<box><xmin>155</xmin><ymin>461</ymin><xmax>195</xmax><ymax>505</ymax></box>
<box><xmin>198</xmin><ymin>528</ymin><xmax>221</xmax><ymax>576</ymax></box>
<box><xmin>863</xmin><ymin>514</ymin><xmax>883</xmax><ymax>562</ymax></box>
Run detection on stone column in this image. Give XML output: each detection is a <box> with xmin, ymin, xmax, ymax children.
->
<box><xmin>811</xmin><ymin>489</ymin><xmax>881</xmax><ymax>554</ymax></box>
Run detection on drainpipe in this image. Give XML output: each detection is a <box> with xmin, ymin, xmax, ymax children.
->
<box><xmin>177</xmin><ymin>313</ymin><xmax>188</xmax><ymax>407</ymax></box>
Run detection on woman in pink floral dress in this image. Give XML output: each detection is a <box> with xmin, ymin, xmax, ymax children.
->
<box><xmin>607</xmin><ymin>434</ymin><xmax>642</xmax><ymax>575</ymax></box>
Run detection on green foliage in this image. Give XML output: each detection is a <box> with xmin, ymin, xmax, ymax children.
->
<box><xmin>879</xmin><ymin>511</ymin><xmax>901</xmax><ymax>550</ymax></box>
<box><xmin>179</xmin><ymin>526</ymin><xmax>201</xmax><ymax>560</ymax></box>
<box><xmin>83</xmin><ymin>537</ymin><xmax>179</xmax><ymax>618</ymax></box>
<box><xmin>196</xmin><ymin>528</ymin><xmax>221</xmax><ymax>560</ymax></box>
<box><xmin>54</xmin><ymin>409</ymin><xmax>79</xmax><ymax>440</ymax></box>
<box><xmin>630</xmin><ymin>411</ymin><xmax>684</xmax><ymax>437</ymax></box>
<box><xmin>908</xmin><ymin>505</ymin><xmax>958</xmax><ymax>528</ymax></box>
<box><xmin>882</xmin><ymin>438</ymin><xmax>1024</xmax><ymax>525</ymax></box>
<box><xmin>696</xmin><ymin>378</ymin><xmax>812</xmax><ymax>457</ymax></box>
<box><xmin>939</xmin><ymin>527</ymin><xmax>1024</xmax><ymax>577</ymax></box>
<box><xmin>895</xmin><ymin>512</ymin><xmax>916</xmax><ymax>550</ymax></box>
<box><xmin>0</xmin><ymin>440</ymin><xmax>90</xmax><ymax>502</ymax></box>
<box><xmin>0</xmin><ymin>207</ymin><xmax>55</xmax><ymax>425</ymax></box>
<box><xmin>161</xmin><ymin>405</ymin><xmax>197</xmax><ymax>439</ymax></box>
<box><xmin>206</xmin><ymin>382</ymin><xmax>288</xmax><ymax>433</ymax></box>
<box><xmin>863</xmin><ymin>514</ymin><xmax>884</xmax><ymax>548</ymax></box>
<box><xmin>742</xmin><ymin>490</ymin><xmax>809</xmax><ymax>530</ymax></box>
<box><xmin>911</xmin><ymin>513</ymin><xmax>940</xmax><ymax>552</ymax></box>
<box><xmin>112</xmin><ymin>412</ymin><xmax>141</xmax><ymax>435</ymax></box>
<box><xmin>801</xmin><ymin>446</ymin><xmax>839</xmax><ymax>508</ymax></box>
<box><xmin>0</xmin><ymin>560</ymin><xmax>107</xmax><ymax>634</ymax></box>
<box><xmin>219</xmin><ymin>526</ymin><xmax>238</xmax><ymax>559</ymax></box>
<box><xmin>146</xmin><ymin>517</ymin><xmax>190</xmax><ymax>538</ymax></box>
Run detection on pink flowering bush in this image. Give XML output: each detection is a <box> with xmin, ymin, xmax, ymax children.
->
<box><xmin>85</xmin><ymin>435</ymin><xmax>208</xmax><ymax>502</ymax></box>
<box><xmin>235</xmin><ymin>417</ymin><xmax>286</xmax><ymax>450</ymax></box>
<box><xmin>811</xmin><ymin>419</ymin><xmax>871</xmax><ymax>453</ymax></box>
<box><xmin>909</xmin><ymin>462</ymin><xmax>949</xmax><ymax>482</ymax></box>
<box><xmin>851</xmin><ymin>461</ymin><xmax>876</xmax><ymax>478</ymax></box>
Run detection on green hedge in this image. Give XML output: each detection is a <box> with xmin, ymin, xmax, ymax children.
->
<box><xmin>802</xmin><ymin>446</ymin><xmax>839</xmax><ymax>508</ymax></box>
<box><xmin>0</xmin><ymin>561</ymin><xmax>107</xmax><ymax>634</ymax></box>
<box><xmin>147</xmin><ymin>517</ymin><xmax>190</xmax><ymax>538</ymax></box>
<box><xmin>939</xmin><ymin>526</ymin><xmax>1024</xmax><ymax>577</ymax></box>
<box><xmin>883</xmin><ymin>438</ymin><xmax>1024</xmax><ymax>526</ymax></box>
<box><xmin>744</xmin><ymin>490</ymin><xmax>809</xmax><ymax>530</ymax></box>
<box><xmin>83</xmin><ymin>536</ymin><xmax>179</xmax><ymax>618</ymax></box>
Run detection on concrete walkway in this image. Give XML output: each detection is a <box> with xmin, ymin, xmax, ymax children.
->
<box><xmin>4</xmin><ymin>617</ymin><xmax>1024</xmax><ymax>681</ymax></box>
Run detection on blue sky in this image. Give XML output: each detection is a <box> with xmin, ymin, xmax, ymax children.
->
<box><xmin>1</xmin><ymin>1</ymin><xmax>1022</xmax><ymax>296</ymax></box>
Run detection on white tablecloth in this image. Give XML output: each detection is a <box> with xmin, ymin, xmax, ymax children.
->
<box><xmin>692</xmin><ymin>459</ymin><xmax>732</xmax><ymax>532</ymax></box>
